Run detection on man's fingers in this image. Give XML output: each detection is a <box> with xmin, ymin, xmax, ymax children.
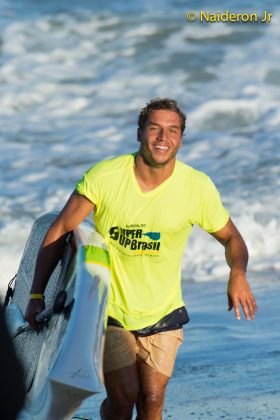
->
<box><xmin>232</xmin><ymin>298</ymin><xmax>241</xmax><ymax>320</ymax></box>
<box><xmin>246</xmin><ymin>298</ymin><xmax>257</xmax><ymax>319</ymax></box>
<box><xmin>25</xmin><ymin>300</ymin><xmax>45</xmax><ymax>332</ymax></box>
<box><xmin>238</xmin><ymin>296</ymin><xmax>257</xmax><ymax>320</ymax></box>
<box><xmin>25</xmin><ymin>313</ymin><xmax>40</xmax><ymax>332</ymax></box>
<box><xmin>242</xmin><ymin>301</ymin><xmax>251</xmax><ymax>320</ymax></box>
<box><xmin>227</xmin><ymin>292</ymin><xmax>233</xmax><ymax>311</ymax></box>
<box><xmin>228</xmin><ymin>279</ymin><xmax>258</xmax><ymax>321</ymax></box>
<box><xmin>252</xmin><ymin>295</ymin><xmax>258</xmax><ymax>311</ymax></box>
<box><xmin>243</xmin><ymin>288</ymin><xmax>258</xmax><ymax>319</ymax></box>
<box><xmin>232</xmin><ymin>296</ymin><xmax>251</xmax><ymax>320</ymax></box>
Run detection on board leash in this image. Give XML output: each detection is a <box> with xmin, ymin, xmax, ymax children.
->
<box><xmin>4</xmin><ymin>274</ymin><xmax>17</xmax><ymax>308</ymax></box>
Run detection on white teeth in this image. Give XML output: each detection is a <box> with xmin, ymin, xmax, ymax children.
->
<box><xmin>155</xmin><ymin>145</ymin><xmax>168</xmax><ymax>150</ymax></box>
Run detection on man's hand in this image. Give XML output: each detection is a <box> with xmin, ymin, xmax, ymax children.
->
<box><xmin>211</xmin><ymin>218</ymin><xmax>258</xmax><ymax>321</ymax></box>
<box><xmin>227</xmin><ymin>270</ymin><xmax>258</xmax><ymax>320</ymax></box>
<box><xmin>25</xmin><ymin>299</ymin><xmax>45</xmax><ymax>332</ymax></box>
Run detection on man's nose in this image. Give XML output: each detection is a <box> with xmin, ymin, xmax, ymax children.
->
<box><xmin>157</xmin><ymin>128</ymin><xmax>167</xmax><ymax>140</ymax></box>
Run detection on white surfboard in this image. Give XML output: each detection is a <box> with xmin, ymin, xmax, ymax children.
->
<box><xmin>5</xmin><ymin>212</ymin><xmax>110</xmax><ymax>420</ymax></box>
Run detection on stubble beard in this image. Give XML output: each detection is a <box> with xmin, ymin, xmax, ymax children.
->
<box><xmin>139</xmin><ymin>144</ymin><xmax>178</xmax><ymax>168</ymax></box>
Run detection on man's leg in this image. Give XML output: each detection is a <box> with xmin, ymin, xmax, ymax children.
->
<box><xmin>136</xmin><ymin>360</ymin><xmax>169</xmax><ymax>420</ymax></box>
<box><xmin>100</xmin><ymin>364</ymin><xmax>138</xmax><ymax>420</ymax></box>
<box><xmin>101</xmin><ymin>326</ymin><xmax>139</xmax><ymax>420</ymax></box>
<box><xmin>135</xmin><ymin>329</ymin><xmax>183</xmax><ymax>420</ymax></box>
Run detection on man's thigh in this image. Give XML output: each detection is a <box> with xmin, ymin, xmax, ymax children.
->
<box><xmin>103</xmin><ymin>326</ymin><xmax>138</xmax><ymax>373</ymax></box>
<box><xmin>102</xmin><ymin>328</ymin><xmax>139</xmax><ymax>417</ymax></box>
<box><xmin>135</xmin><ymin>331</ymin><xmax>183</xmax><ymax>419</ymax></box>
<box><xmin>102</xmin><ymin>327</ymin><xmax>183</xmax><ymax>417</ymax></box>
<box><xmin>103</xmin><ymin>326</ymin><xmax>183</xmax><ymax>376</ymax></box>
<box><xmin>137</xmin><ymin>329</ymin><xmax>184</xmax><ymax>377</ymax></box>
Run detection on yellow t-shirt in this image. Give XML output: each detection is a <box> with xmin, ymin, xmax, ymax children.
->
<box><xmin>76</xmin><ymin>153</ymin><xmax>229</xmax><ymax>330</ymax></box>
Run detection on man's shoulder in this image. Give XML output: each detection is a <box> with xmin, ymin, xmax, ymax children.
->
<box><xmin>176</xmin><ymin>160</ymin><xmax>210</xmax><ymax>187</ymax></box>
<box><xmin>85</xmin><ymin>153</ymin><xmax>134</xmax><ymax>179</ymax></box>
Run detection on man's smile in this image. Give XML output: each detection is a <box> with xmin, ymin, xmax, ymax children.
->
<box><xmin>153</xmin><ymin>144</ymin><xmax>170</xmax><ymax>152</ymax></box>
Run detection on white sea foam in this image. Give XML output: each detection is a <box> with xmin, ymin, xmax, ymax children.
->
<box><xmin>0</xmin><ymin>220</ymin><xmax>32</xmax><ymax>293</ymax></box>
<box><xmin>189</xmin><ymin>99</ymin><xmax>260</xmax><ymax>132</ymax></box>
<box><xmin>0</xmin><ymin>4</ymin><xmax>279</xmax><ymax>295</ymax></box>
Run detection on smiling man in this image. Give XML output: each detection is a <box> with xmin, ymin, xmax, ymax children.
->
<box><xmin>26</xmin><ymin>98</ymin><xmax>257</xmax><ymax>420</ymax></box>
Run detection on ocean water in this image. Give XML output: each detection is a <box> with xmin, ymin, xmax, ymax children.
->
<box><xmin>0</xmin><ymin>0</ymin><xmax>279</xmax><ymax>418</ymax></box>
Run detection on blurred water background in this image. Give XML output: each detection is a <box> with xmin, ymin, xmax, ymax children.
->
<box><xmin>1</xmin><ymin>0</ymin><xmax>279</xmax><ymax>418</ymax></box>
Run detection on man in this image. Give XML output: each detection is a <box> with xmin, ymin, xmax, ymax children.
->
<box><xmin>26</xmin><ymin>98</ymin><xmax>257</xmax><ymax>420</ymax></box>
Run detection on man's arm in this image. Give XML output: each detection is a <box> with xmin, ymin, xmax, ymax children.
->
<box><xmin>25</xmin><ymin>191</ymin><xmax>94</xmax><ymax>330</ymax></box>
<box><xmin>211</xmin><ymin>218</ymin><xmax>258</xmax><ymax>320</ymax></box>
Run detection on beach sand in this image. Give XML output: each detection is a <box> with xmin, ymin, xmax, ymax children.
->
<box><xmin>75</xmin><ymin>278</ymin><xmax>280</xmax><ymax>419</ymax></box>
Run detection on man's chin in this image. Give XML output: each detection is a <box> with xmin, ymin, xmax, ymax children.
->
<box><xmin>148</xmin><ymin>156</ymin><xmax>174</xmax><ymax>168</ymax></box>
<box><xmin>139</xmin><ymin>149</ymin><xmax>176</xmax><ymax>168</ymax></box>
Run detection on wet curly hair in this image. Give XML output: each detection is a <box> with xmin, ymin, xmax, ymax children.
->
<box><xmin>137</xmin><ymin>98</ymin><xmax>186</xmax><ymax>138</ymax></box>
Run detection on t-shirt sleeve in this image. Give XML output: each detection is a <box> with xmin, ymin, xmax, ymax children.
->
<box><xmin>197</xmin><ymin>176</ymin><xmax>229</xmax><ymax>233</ymax></box>
<box><xmin>75</xmin><ymin>165</ymin><xmax>100</xmax><ymax>206</ymax></box>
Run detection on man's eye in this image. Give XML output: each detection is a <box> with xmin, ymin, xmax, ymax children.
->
<box><xmin>150</xmin><ymin>127</ymin><xmax>158</xmax><ymax>131</ymax></box>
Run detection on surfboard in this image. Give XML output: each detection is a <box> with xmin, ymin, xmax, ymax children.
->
<box><xmin>5</xmin><ymin>212</ymin><xmax>110</xmax><ymax>420</ymax></box>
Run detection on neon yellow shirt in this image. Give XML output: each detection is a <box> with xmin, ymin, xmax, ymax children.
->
<box><xmin>76</xmin><ymin>153</ymin><xmax>229</xmax><ymax>330</ymax></box>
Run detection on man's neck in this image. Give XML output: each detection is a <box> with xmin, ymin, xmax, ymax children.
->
<box><xmin>134</xmin><ymin>153</ymin><xmax>176</xmax><ymax>192</ymax></box>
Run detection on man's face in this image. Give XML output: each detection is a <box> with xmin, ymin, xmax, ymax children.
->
<box><xmin>138</xmin><ymin>110</ymin><xmax>183</xmax><ymax>168</ymax></box>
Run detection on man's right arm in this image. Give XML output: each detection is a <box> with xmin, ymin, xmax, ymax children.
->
<box><xmin>25</xmin><ymin>191</ymin><xmax>95</xmax><ymax>330</ymax></box>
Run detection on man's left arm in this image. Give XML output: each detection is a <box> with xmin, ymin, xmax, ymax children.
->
<box><xmin>211</xmin><ymin>218</ymin><xmax>258</xmax><ymax>320</ymax></box>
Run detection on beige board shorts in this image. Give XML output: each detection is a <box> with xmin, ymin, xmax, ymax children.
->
<box><xmin>103</xmin><ymin>326</ymin><xmax>183</xmax><ymax>378</ymax></box>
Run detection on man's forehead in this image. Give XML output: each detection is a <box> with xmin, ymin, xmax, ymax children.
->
<box><xmin>147</xmin><ymin>109</ymin><xmax>181</xmax><ymax>124</ymax></box>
